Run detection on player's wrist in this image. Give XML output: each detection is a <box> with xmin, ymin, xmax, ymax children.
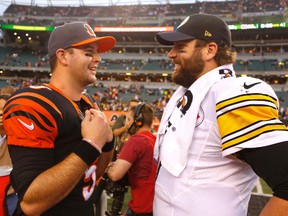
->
<box><xmin>73</xmin><ymin>140</ymin><xmax>101</xmax><ymax>166</ymax></box>
<box><xmin>82</xmin><ymin>138</ymin><xmax>102</xmax><ymax>153</ymax></box>
<box><xmin>102</xmin><ymin>136</ymin><xmax>115</xmax><ymax>152</ymax></box>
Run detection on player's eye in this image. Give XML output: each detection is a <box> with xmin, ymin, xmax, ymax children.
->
<box><xmin>85</xmin><ymin>52</ymin><xmax>93</xmax><ymax>57</ymax></box>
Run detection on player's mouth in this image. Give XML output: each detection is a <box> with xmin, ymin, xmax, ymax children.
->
<box><xmin>89</xmin><ymin>65</ymin><xmax>98</xmax><ymax>74</ymax></box>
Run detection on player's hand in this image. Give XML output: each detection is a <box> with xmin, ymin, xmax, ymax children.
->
<box><xmin>93</xmin><ymin>102</ymin><xmax>113</xmax><ymax>143</ymax></box>
<box><xmin>124</xmin><ymin>113</ymin><xmax>133</xmax><ymax>129</ymax></box>
<box><xmin>81</xmin><ymin>108</ymin><xmax>110</xmax><ymax>149</ymax></box>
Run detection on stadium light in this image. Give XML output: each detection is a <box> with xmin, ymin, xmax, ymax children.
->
<box><xmin>0</xmin><ymin>22</ymin><xmax>287</xmax><ymax>32</ymax></box>
<box><xmin>94</xmin><ymin>26</ymin><xmax>174</xmax><ymax>32</ymax></box>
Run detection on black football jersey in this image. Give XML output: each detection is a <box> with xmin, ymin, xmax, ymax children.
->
<box><xmin>3</xmin><ymin>84</ymin><xmax>97</xmax><ymax>215</ymax></box>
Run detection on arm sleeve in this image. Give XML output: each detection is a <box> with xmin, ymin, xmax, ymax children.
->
<box><xmin>9</xmin><ymin>145</ymin><xmax>55</xmax><ymax>201</ymax></box>
<box><xmin>238</xmin><ymin>141</ymin><xmax>288</xmax><ymax>200</ymax></box>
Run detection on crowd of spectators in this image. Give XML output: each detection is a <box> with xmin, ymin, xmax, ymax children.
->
<box><xmin>0</xmin><ymin>0</ymin><xmax>287</xmax><ymax>103</ymax></box>
<box><xmin>3</xmin><ymin>75</ymin><xmax>288</xmax><ymax>127</ymax></box>
<box><xmin>89</xmin><ymin>83</ymin><xmax>172</xmax><ymax>114</ymax></box>
<box><xmin>1</xmin><ymin>45</ymin><xmax>287</xmax><ymax>73</ymax></box>
<box><xmin>1</xmin><ymin>0</ymin><xmax>287</xmax><ymax>27</ymax></box>
<box><xmin>0</xmin><ymin>78</ymin><xmax>169</xmax><ymax>121</ymax></box>
<box><xmin>0</xmin><ymin>46</ymin><xmax>49</xmax><ymax>68</ymax></box>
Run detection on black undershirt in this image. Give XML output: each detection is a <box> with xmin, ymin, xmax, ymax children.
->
<box><xmin>238</xmin><ymin>141</ymin><xmax>288</xmax><ymax>200</ymax></box>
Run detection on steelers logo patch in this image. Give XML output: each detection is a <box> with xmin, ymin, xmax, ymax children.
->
<box><xmin>196</xmin><ymin>106</ymin><xmax>204</xmax><ymax>127</ymax></box>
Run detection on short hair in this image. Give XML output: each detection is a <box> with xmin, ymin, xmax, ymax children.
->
<box><xmin>128</xmin><ymin>99</ymin><xmax>141</xmax><ymax>110</ymax></box>
<box><xmin>49</xmin><ymin>55</ymin><xmax>57</xmax><ymax>72</ymax></box>
<box><xmin>129</xmin><ymin>98</ymin><xmax>140</xmax><ymax>104</ymax></box>
<box><xmin>49</xmin><ymin>47</ymin><xmax>74</xmax><ymax>72</ymax></box>
<box><xmin>1</xmin><ymin>86</ymin><xmax>16</xmax><ymax>96</ymax></box>
<box><xmin>131</xmin><ymin>103</ymin><xmax>154</xmax><ymax>127</ymax></box>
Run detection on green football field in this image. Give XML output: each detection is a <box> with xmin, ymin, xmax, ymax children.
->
<box><xmin>253</xmin><ymin>178</ymin><xmax>272</xmax><ymax>195</ymax></box>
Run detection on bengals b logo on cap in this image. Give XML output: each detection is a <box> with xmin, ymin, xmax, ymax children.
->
<box><xmin>84</xmin><ymin>24</ymin><xmax>96</xmax><ymax>37</ymax></box>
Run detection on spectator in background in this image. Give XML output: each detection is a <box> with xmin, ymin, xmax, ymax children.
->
<box><xmin>154</xmin><ymin>13</ymin><xmax>288</xmax><ymax>216</ymax></box>
<box><xmin>0</xmin><ymin>87</ymin><xmax>17</xmax><ymax>216</ymax></box>
<box><xmin>107</xmin><ymin>103</ymin><xmax>156</xmax><ymax>216</ymax></box>
<box><xmin>93</xmin><ymin>92</ymin><xmax>101</xmax><ymax>108</ymax></box>
<box><xmin>279</xmin><ymin>107</ymin><xmax>285</xmax><ymax>120</ymax></box>
<box><xmin>2</xmin><ymin>22</ymin><xmax>116</xmax><ymax>215</ymax></box>
<box><xmin>99</xmin><ymin>99</ymin><xmax>140</xmax><ymax>215</ymax></box>
<box><xmin>0</xmin><ymin>86</ymin><xmax>16</xmax><ymax>96</ymax></box>
<box><xmin>112</xmin><ymin>99</ymin><xmax>140</xmax><ymax>153</ymax></box>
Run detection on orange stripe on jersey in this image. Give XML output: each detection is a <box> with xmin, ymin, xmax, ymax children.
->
<box><xmin>3</xmin><ymin>94</ymin><xmax>59</xmax><ymax>149</ymax></box>
<box><xmin>81</xmin><ymin>95</ymin><xmax>94</xmax><ymax>108</ymax></box>
<box><xmin>6</xmin><ymin>99</ymin><xmax>57</xmax><ymax>130</ymax></box>
<box><xmin>10</xmin><ymin>92</ymin><xmax>63</xmax><ymax>118</ymax></box>
<box><xmin>46</xmin><ymin>83</ymin><xmax>82</xmax><ymax>116</ymax></box>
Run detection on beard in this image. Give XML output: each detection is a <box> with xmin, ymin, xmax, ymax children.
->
<box><xmin>172</xmin><ymin>50</ymin><xmax>205</xmax><ymax>88</ymax></box>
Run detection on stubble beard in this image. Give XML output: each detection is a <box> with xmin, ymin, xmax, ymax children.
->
<box><xmin>172</xmin><ymin>51</ymin><xmax>205</xmax><ymax>88</ymax></box>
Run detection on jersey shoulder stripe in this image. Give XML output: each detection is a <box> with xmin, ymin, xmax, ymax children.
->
<box><xmin>216</xmin><ymin>93</ymin><xmax>278</xmax><ymax>115</ymax></box>
<box><xmin>3</xmin><ymin>86</ymin><xmax>64</xmax><ymax>148</ymax></box>
<box><xmin>212</xmin><ymin>77</ymin><xmax>288</xmax><ymax>152</ymax></box>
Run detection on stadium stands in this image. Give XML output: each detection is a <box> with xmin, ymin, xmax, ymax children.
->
<box><xmin>0</xmin><ymin>1</ymin><xmax>287</xmax><ymax>96</ymax></box>
<box><xmin>0</xmin><ymin>1</ymin><xmax>287</xmax><ymax>105</ymax></box>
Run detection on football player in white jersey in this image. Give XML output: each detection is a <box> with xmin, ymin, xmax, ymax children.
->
<box><xmin>153</xmin><ymin>13</ymin><xmax>288</xmax><ymax>216</ymax></box>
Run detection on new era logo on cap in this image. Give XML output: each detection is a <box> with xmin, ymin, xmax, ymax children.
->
<box><xmin>204</xmin><ymin>30</ymin><xmax>212</xmax><ymax>37</ymax></box>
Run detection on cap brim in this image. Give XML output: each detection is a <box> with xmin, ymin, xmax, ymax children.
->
<box><xmin>156</xmin><ymin>32</ymin><xmax>195</xmax><ymax>45</ymax></box>
<box><xmin>72</xmin><ymin>36</ymin><xmax>116</xmax><ymax>53</ymax></box>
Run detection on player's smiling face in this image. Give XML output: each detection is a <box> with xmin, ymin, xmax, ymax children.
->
<box><xmin>168</xmin><ymin>39</ymin><xmax>205</xmax><ymax>88</ymax></box>
<box><xmin>67</xmin><ymin>42</ymin><xmax>100</xmax><ymax>86</ymax></box>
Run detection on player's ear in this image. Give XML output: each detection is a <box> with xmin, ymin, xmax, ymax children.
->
<box><xmin>55</xmin><ymin>49</ymin><xmax>68</xmax><ymax>65</ymax></box>
<box><xmin>205</xmin><ymin>42</ymin><xmax>217</xmax><ymax>61</ymax></box>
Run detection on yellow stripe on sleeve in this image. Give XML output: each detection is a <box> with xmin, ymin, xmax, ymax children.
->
<box><xmin>222</xmin><ymin>124</ymin><xmax>288</xmax><ymax>150</ymax></box>
<box><xmin>216</xmin><ymin>93</ymin><xmax>278</xmax><ymax>112</ymax></box>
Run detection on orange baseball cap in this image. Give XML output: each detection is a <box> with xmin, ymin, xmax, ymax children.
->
<box><xmin>48</xmin><ymin>22</ymin><xmax>116</xmax><ymax>58</ymax></box>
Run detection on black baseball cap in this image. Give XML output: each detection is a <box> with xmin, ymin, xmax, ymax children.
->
<box><xmin>48</xmin><ymin>22</ymin><xmax>116</xmax><ymax>58</ymax></box>
<box><xmin>156</xmin><ymin>14</ymin><xmax>232</xmax><ymax>47</ymax></box>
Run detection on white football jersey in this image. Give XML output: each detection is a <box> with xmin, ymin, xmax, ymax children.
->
<box><xmin>154</xmin><ymin>75</ymin><xmax>288</xmax><ymax>216</ymax></box>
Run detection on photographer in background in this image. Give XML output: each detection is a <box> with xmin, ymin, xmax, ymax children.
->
<box><xmin>102</xmin><ymin>99</ymin><xmax>140</xmax><ymax>216</ymax></box>
<box><xmin>112</xmin><ymin>99</ymin><xmax>140</xmax><ymax>153</ymax></box>
<box><xmin>107</xmin><ymin>103</ymin><xmax>156</xmax><ymax>216</ymax></box>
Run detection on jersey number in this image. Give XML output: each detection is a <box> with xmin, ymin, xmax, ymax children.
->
<box><xmin>82</xmin><ymin>165</ymin><xmax>97</xmax><ymax>201</ymax></box>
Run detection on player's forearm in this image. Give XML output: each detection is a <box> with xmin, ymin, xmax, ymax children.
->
<box><xmin>260</xmin><ymin>196</ymin><xmax>288</xmax><ymax>216</ymax></box>
<box><xmin>96</xmin><ymin>151</ymin><xmax>113</xmax><ymax>179</ymax></box>
<box><xmin>20</xmin><ymin>153</ymin><xmax>87</xmax><ymax>215</ymax></box>
<box><xmin>107</xmin><ymin>159</ymin><xmax>131</xmax><ymax>182</ymax></box>
<box><xmin>113</xmin><ymin>125</ymin><xmax>128</xmax><ymax>137</ymax></box>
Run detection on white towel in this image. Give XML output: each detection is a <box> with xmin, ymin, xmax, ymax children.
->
<box><xmin>154</xmin><ymin>64</ymin><xmax>236</xmax><ymax>177</ymax></box>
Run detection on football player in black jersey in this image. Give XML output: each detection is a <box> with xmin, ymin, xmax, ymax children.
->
<box><xmin>3</xmin><ymin>22</ymin><xmax>116</xmax><ymax>216</ymax></box>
